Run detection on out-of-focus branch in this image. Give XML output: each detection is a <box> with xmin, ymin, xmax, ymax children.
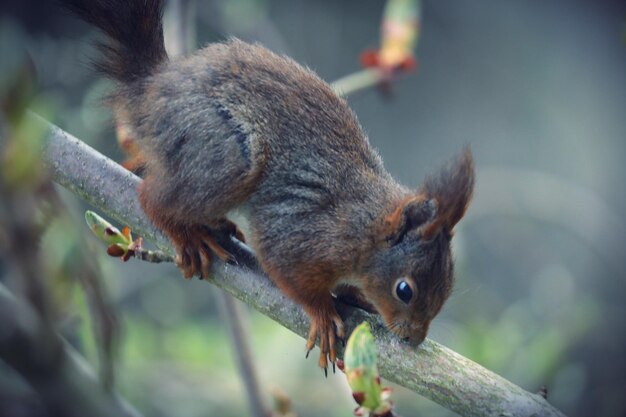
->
<box><xmin>165</xmin><ymin>0</ymin><xmax>195</xmax><ymax>56</ymax></box>
<box><xmin>30</xmin><ymin>113</ymin><xmax>567</xmax><ymax>417</ymax></box>
<box><xmin>215</xmin><ymin>294</ymin><xmax>268</xmax><ymax>417</ymax></box>
<box><xmin>0</xmin><ymin>117</ymin><xmax>138</xmax><ymax>416</ymax></box>
<box><xmin>0</xmin><ymin>284</ymin><xmax>142</xmax><ymax>417</ymax></box>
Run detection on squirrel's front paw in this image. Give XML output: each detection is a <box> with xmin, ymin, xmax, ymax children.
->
<box><xmin>173</xmin><ymin>225</ymin><xmax>236</xmax><ymax>279</ymax></box>
<box><xmin>305</xmin><ymin>312</ymin><xmax>346</xmax><ymax>377</ymax></box>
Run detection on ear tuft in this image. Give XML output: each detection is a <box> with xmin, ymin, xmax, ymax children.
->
<box><xmin>420</xmin><ymin>148</ymin><xmax>475</xmax><ymax>240</ymax></box>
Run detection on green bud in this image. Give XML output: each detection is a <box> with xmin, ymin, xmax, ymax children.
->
<box><xmin>85</xmin><ymin>210</ymin><xmax>132</xmax><ymax>247</ymax></box>
<box><xmin>344</xmin><ymin>322</ymin><xmax>392</xmax><ymax>415</ymax></box>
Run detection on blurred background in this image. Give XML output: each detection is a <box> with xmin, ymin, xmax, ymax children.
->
<box><xmin>1</xmin><ymin>0</ymin><xmax>625</xmax><ymax>416</ymax></box>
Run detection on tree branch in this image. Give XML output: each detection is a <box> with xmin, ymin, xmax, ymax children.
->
<box><xmin>0</xmin><ymin>284</ymin><xmax>142</xmax><ymax>417</ymax></box>
<box><xmin>32</xmin><ymin>112</ymin><xmax>566</xmax><ymax>417</ymax></box>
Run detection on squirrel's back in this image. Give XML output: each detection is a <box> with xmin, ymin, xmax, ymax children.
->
<box><xmin>62</xmin><ymin>0</ymin><xmax>390</xmax><ymax>204</ymax></box>
<box><xmin>120</xmin><ymin>39</ymin><xmax>398</xmax><ymax>213</ymax></box>
<box><xmin>131</xmin><ymin>39</ymin><xmax>390</xmax><ymax>185</ymax></box>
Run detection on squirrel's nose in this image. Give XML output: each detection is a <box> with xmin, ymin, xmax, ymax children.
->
<box><xmin>405</xmin><ymin>327</ymin><xmax>427</xmax><ymax>347</ymax></box>
<box><xmin>401</xmin><ymin>335</ymin><xmax>424</xmax><ymax>346</ymax></box>
<box><xmin>409</xmin><ymin>335</ymin><xmax>426</xmax><ymax>347</ymax></box>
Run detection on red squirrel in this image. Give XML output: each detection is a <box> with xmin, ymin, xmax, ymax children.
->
<box><xmin>62</xmin><ymin>0</ymin><xmax>474</xmax><ymax>373</ymax></box>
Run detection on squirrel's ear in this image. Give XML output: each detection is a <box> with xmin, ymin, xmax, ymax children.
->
<box><xmin>385</xmin><ymin>196</ymin><xmax>438</xmax><ymax>244</ymax></box>
<box><xmin>420</xmin><ymin>148</ymin><xmax>475</xmax><ymax>240</ymax></box>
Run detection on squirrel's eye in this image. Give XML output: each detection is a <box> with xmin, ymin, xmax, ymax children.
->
<box><xmin>395</xmin><ymin>280</ymin><xmax>413</xmax><ymax>304</ymax></box>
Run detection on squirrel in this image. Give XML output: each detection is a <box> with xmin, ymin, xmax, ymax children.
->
<box><xmin>62</xmin><ymin>0</ymin><xmax>475</xmax><ymax>373</ymax></box>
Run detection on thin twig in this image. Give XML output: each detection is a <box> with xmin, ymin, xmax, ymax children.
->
<box><xmin>331</xmin><ymin>68</ymin><xmax>383</xmax><ymax>97</ymax></box>
<box><xmin>132</xmin><ymin>247</ymin><xmax>174</xmax><ymax>263</ymax></box>
<box><xmin>0</xmin><ymin>284</ymin><xmax>142</xmax><ymax>417</ymax></box>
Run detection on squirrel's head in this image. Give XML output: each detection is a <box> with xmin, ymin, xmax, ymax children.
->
<box><xmin>363</xmin><ymin>149</ymin><xmax>474</xmax><ymax>346</ymax></box>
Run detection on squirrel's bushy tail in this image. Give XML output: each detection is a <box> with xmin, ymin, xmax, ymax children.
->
<box><xmin>62</xmin><ymin>0</ymin><xmax>168</xmax><ymax>83</ymax></box>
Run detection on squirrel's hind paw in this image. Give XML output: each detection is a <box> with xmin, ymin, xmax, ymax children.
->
<box><xmin>305</xmin><ymin>313</ymin><xmax>345</xmax><ymax>376</ymax></box>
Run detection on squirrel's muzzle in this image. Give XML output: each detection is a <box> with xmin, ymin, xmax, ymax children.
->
<box><xmin>404</xmin><ymin>324</ymin><xmax>428</xmax><ymax>347</ymax></box>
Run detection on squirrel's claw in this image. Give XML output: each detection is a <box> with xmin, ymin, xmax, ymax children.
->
<box><xmin>175</xmin><ymin>237</ymin><xmax>213</xmax><ymax>279</ymax></box>
<box><xmin>306</xmin><ymin>312</ymin><xmax>345</xmax><ymax>377</ymax></box>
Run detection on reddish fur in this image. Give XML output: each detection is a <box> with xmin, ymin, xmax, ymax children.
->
<box><xmin>260</xmin><ymin>256</ymin><xmax>345</xmax><ymax>369</ymax></box>
<box><xmin>116</xmin><ymin>117</ymin><xmax>146</xmax><ymax>174</ymax></box>
<box><xmin>121</xmin><ymin>155</ymin><xmax>145</xmax><ymax>173</ymax></box>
